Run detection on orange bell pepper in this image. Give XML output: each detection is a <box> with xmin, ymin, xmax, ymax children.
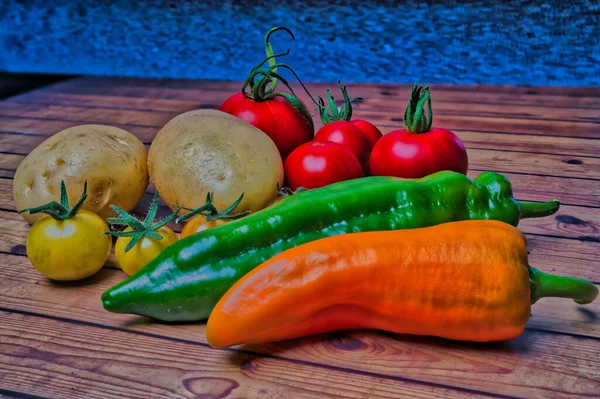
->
<box><xmin>207</xmin><ymin>220</ymin><xmax>598</xmax><ymax>348</ymax></box>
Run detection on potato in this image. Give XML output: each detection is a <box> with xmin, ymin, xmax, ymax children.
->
<box><xmin>14</xmin><ymin>125</ymin><xmax>148</xmax><ymax>224</ymax></box>
<box><xmin>148</xmin><ymin>109</ymin><xmax>283</xmax><ymax>214</ymax></box>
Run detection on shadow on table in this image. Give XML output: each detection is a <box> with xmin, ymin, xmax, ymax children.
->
<box><xmin>227</xmin><ymin>328</ymin><xmax>533</xmax><ymax>370</ymax></box>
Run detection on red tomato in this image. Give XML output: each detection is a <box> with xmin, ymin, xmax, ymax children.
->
<box><xmin>369</xmin><ymin>128</ymin><xmax>468</xmax><ymax>178</ymax></box>
<box><xmin>314</xmin><ymin>121</ymin><xmax>370</xmax><ymax>166</ymax></box>
<box><xmin>351</xmin><ymin>119</ymin><xmax>382</xmax><ymax>149</ymax></box>
<box><xmin>219</xmin><ymin>92</ymin><xmax>313</xmax><ymax>159</ymax></box>
<box><xmin>284</xmin><ymin>141</ymin><xmax>364</xmax><ymax>190</ymax></box>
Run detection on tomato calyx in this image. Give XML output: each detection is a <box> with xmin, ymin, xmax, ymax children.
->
<box><xmin>276</xmin><ymin>180</ymin><xmax>307</xmax><ymax>197</ymax></box>
<box><xmin>239</xmin><ymin>27</ymin><xmax>316</xmax><ymax>131</ymax></box>
<box><xmin>175</xmin><ymin>192</ymin><xmax>250</xmax><ymax>224</ymax></box>
<box><xmin>105</xmin><ymin>191</ymin><xmax>178</xmax><ymax>253</ymax></box>
<box><xmin>404</xmin><ymin>83</ymin><xmax>433</xmax><ymax>134</ymax></box>
<box><xmin>315</xmin><ymin>81</ymin><xmax>362</xmax><ymax>124</ymax></box>
<box><xmin>19</xmin><ymin>180</ymin><xmax>88</xmax><ymax>221</ymax></box>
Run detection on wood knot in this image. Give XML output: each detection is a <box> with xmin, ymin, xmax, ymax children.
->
<box><xmin>327</xmin><ymin>334</ymin><xmax>367</xmax><ymax>352</ymax></box>
<box><xmin>183</xmin><ymin>377</ymin><xmax>239</xmax><ymax>399</ymax></box>
<box><xmin>11</xmin><ymin>244</ymin><xmax>27</xmax><ymax>255</ymax></box>
<box><xmin>564</xmin><ymin>159</ymin><xmax>583</xmax><ymax>165</ymax></box>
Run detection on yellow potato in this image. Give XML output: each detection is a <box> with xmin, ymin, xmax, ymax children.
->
<box><xmin>148</xmin><ymin>109</ymin><xmax>283</xmax><ymax>214</ymax></box>
<box><xmin>14</xmin><ymin>125</ymin><xmax>148</xmax><ymax>224</ymax></box>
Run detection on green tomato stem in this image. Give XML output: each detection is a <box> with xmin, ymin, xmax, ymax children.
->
<box><xmin>105</xmin><ymin>190</ymin><xmax>178</xmax><ymax>253</ymax></box>
<box><xmin>315</xmin><ymin>81</ymin><xmax>362</xmax><ymax>124</ymax></box>
<box><xmin>19</xmin><ymin>180</ymin><xmax>88</xmax><ymax>221</ymax></box>
<box><xmin>175</xmin><ymin>192</ymin><xmax>250</xmax><ymax>224</ymax></box>
<box><xmin>404</xmin><ymin>83</ymin><xmax>433</xmax><ymax>134</ymax></box>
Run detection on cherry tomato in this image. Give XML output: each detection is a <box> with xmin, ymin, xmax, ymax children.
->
<box><xmin>26</xmin><ymin>210</ymin><xmax>112</xmax><ymax>281</ymax></box>
<box><xmin>284</xmin><ymin>141</ymin><xmax>364</xmax><ymax>190</ymax></box>
<box><xmin>115</xmin><ymin>226</ymin><xmax>179</xmax><ymax>276</ymax></box>
<box><xmin>219</xmin><ymin>93</ymin><xmax>313</xmax><ymax>159</ymax></box>
<box><xmin>314</xmin><ymin>121</ymin><xmax>370</xmax><ymax>166</ymax></box>
<box><xmin>180</xmin><ymin>215</ymin><xmax>227</xmax><ymax>239</ymax></box>
<box><xmin>369</xmin><ymin>128</ymin><xmax>468</xmax><ymax>178</ymax></box>
<box><xmin>351</xmin><ymin>119</ymin><xmax>383</xmax><ymax>150</ymax></box>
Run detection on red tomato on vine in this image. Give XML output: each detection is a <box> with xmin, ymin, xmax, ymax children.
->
<box><xmin>312</xmin><ymin>82</ymin><xmax>382</xmax><ymax>170</ymax></box>
<box><xmin>284</xmin><ymin>141</ymin><xmax>364</xmax><ymax>191</ymax></box>
<box><xmin>219</xmin><ymin>27</ymin><xmax>315</xmax><ymax>159</ymax></box>
<box><xmin>350</xmin><ymin>119</ymin><xmax>382</xmax><ymax>150</ymax></box>
<box><xmin>369</xmin><ymin>84</ymin><xmax>468</xmax><ymax>178</ymax></box>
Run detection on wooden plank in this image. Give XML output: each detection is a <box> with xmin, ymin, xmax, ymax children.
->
<box><xmin>0</xmin><ymin>102</ymin><xmax>172</xmax><ymax>128</ymax></box>
<box><xmin>7</xmin><ymin>91</ymin><xmax>204</xmax><ymax>113</ymax></box>
<box><xmin>0</xmin><ymin>311</ymin><xmax>483</xmax><ymax>399</ymax></box>
<box><xmin>353</xmin><ymin>98</ymin><xmax>600</xmax><ymax>123</ymax></box>
<box><xmin>355</xmin><ymin>111</ymin><xmax>600</xmax><ymax>139</ymax></box>
<box><xmin>2</xmin><ymin>96</ymin><xmax>598</xmax><ymax>142</ymax></box>
<box><xmin>44</xmin><ymin>76</ymin><xmax>600</xmax><ymax>96</ymax></box>
<box><xmin>0</xmin><ymin>254</ymin><xmax>598</xmax><ymax>399</ymax></box>
<box><xmin>526</xmin><ymin>235</ymin><xmax>599</xmax><ymax>283</ymax></box>
<box><xmin>0</xmin><ymin>154</ymin><xmax>20</xmax><ymax>178</ymax></box>
<box><xmin>9</xmin><ymin>90</ymin><xmax>600</xmax><ymax>123</ymax></box>
<box><xmin>0</xmin><ymin>133</ymin><xmax>47</xmax><ymax>154</ymax></box>
<box><xmin>0</xmin><ymin>116</ymin><xmax>157</xmax><ymax>141</ymax></box>
<box><xmin>40</xmin><ymin>76</ymin><xmax>600</xmax><ymax>109</ymax></box>
<box><xmin>456</xmin><ymin>131</ymin><xmax>600</xmax><ymax>159</ymax></box>
<box><xmin>467</xmin><ymin>149</ymin><xmax>600</xmax><ymax>180</ymax></box>
<box><xmin>42</xmin><ymin>76</ymin><xmax>600</xmax><ymax>99</ymax></box>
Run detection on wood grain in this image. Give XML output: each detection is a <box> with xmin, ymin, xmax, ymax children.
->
<box><xmin>3</xmin><ymin>91</ymin><xmax>599</xmax><ymax>140</ymax></box>
<box><xmin>1</xmin><ymin>311</ymin><xmax>489</xmax><ymax>399</ymax></box>
<box><xmin>0</xmin><ymin>253</ymin><xmax>598</xmax><ymax>399</ymax></box>
<box><xmin>40</xmin><ymin>76</ymin><xmax>600</xmax><ymax>108</ymax></box>
<box><xmin>0</xmin><ymin>116</ymin><xmax>157</xmax><ymax>141</ymax></box>
<box><xmin>9</xmin><ymin>88</ymin><xmax>600</xmax><ymax>122</ymax></box>
<box><xmin>1</xmin><ymin>77</ymin><xmax>599</xmax><ymax>399</ymax></box>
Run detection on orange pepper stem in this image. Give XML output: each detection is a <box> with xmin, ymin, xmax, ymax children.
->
<box><xmin>519</xmin><ymin>199</ymin><xmax>560</xmax><ymax>219</ymax></box>
<box><xmin>529</xmin><ymin>266</ymin><xmax>599</xmax><ymax>305</ymax></box>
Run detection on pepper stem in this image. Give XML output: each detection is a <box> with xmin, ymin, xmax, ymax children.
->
<box><xmin>403</xmin><ymin>83</ymin><xmax>432</xmax><ymax>134</ymax></box>
<box><xmin>315</xmin><ymin>81</ymin><xmax>362</xmax><ymax>124</ymax></box>
<box><xmin>519</xmin><ymin>200</ymin><xmax>560</xmax><ymax>219</ymax></box>
<box><xmin>529</xmin><ymin>266</ymin><xmax>598</xmax><ymax>305</ymax></box>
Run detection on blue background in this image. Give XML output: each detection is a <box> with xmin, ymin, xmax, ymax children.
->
<box><xmin>1</xmin><ymin>0</ymin><xmax>599</xmax><ymax>86</ymax></box>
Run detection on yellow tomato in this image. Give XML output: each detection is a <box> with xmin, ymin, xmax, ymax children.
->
<box><xmin>26</xmin><ymin>210</ymin><xmax>111</xmax><ymax>281</ymax></box>
<box><xmin>115</xmin><ymin>226</ymin><xmax>178</xmax><ymax>276</ymax></box>
<box><xmin>180</xmin><ymin>215</ymin><xmax>228</xmax><ymax>239</ymax></box>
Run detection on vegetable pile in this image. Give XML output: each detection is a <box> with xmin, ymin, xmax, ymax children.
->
<box><xmin>13</xmin><ymin>26</ymin><xmax>597</xmax><ymax>349</ymax></box>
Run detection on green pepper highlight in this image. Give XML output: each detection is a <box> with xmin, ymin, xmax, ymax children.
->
<box><xmin>102</xmin><ymin>171</ymin><xmax>560</xmax><ymax>321</ymax></box>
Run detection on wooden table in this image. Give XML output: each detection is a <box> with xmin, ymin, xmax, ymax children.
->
<box><xmin>0</xmin><ymin>77</ymin><xmax>598</xmax><ymax>399</ymax></box>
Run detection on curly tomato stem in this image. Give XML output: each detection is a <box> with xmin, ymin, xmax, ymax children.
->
<box><xmin>240</xmin><ymin>27</ymin><xmax>317</xmax><ymax>131</ymax></box>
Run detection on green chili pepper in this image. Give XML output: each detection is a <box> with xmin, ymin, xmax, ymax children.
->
<box><xmin>101</xmin><ymin>171</ymin><xmax>560</xmax><ymax>321</ymax></box>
